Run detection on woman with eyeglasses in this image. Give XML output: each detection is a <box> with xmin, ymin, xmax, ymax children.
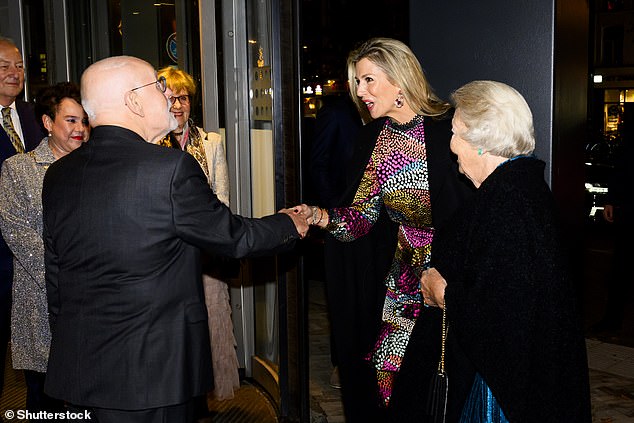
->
<box><xmin>0</xmin><ymin>81</ymin><xmax>89</xmax><ymax>414</ymax></box>
<box><xmin>156</xmin><ymin>67</ymin><xmax>237</xmax><ymax>404</ymax></box>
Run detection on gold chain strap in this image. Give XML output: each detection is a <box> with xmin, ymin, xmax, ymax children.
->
<box><xmin>438</xmin><ymin>305</ymin><xmax>447</xmax><ymax>374</ymax></box>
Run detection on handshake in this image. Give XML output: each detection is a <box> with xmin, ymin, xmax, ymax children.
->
<box><xmin>278</xmin><ymin>204</ymin><xmax>330</xmax><ymax>239</ymax></box>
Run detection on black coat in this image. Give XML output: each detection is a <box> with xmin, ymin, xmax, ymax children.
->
<box><xmin>395</xmin><ymin>157</ymin><xmax>591</xmax><ymax>422</ymax></box>
<box><xmin>42</xmin><ymin>125</ymin><xmax>299</xmax><ymax>410</ymax></box>
<box><xmin>325</xmin><ymin>114</ymin><xmax>473</xmax><ymax>422</ymax></box>
<box><xmin>0</xmin><ymin>100</ymin><xmax>43</xmax><ymax>164</ymax></box>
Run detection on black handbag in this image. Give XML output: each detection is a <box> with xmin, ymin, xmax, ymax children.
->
<box><xmin>426</xmin><ymin>305</ymin><xmax>448</xmax><ymax>423</ymax></box>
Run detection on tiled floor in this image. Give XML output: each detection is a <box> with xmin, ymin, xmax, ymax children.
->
<box><xmin>0</xmin><ymin>365</ymin><xmax>276</xmax><ymax>423</ymax></box>
<box><xmin>588</xmin><ymin>347</ymin><xmax>634</xmax><ymax>422</ymax></box>
<box><xmin>307</xmin><ymin>280</ymin><xmax>343</xmax><ymax>422</ymax></box>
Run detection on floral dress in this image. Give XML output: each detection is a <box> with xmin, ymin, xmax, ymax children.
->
<box><xmin>326</xmin><ymin>115</ymin><xmax>433</xmax><ymax>405</ymax></box>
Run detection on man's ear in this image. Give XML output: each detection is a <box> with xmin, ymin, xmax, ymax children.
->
<box><xmin>124</xmin><ymin>91</ymin><xmax>145</xmax><ymax>117</ymax></box>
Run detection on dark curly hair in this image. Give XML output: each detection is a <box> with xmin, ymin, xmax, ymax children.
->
<box><xmin>34</xmin><ymin>82</ymin><xmax>82</xmax><ymax>132</ymax></box>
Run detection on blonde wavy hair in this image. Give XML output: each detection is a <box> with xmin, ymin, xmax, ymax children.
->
<box><xmin>346</xmin><ymin>38</ymin><xmax>450</xmax><ymax>122</ymax></box>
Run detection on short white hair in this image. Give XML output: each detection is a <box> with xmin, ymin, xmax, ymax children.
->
<box><xmin>451</xmin><ymin>80</ymin><xmax>535</xmax><ymax>158</ymax></box>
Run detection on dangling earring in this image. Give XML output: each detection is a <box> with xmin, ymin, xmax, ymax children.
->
<box><xmin>394</xmin><ymin>92</ymin><xmax>404</xmax><ymax>108</ymax></box>
<box><xmin>48</xmin><ymin>132</ymin><xmax>52</xmax><ymax>137</ymax></box>
<box><xmin>477</xmin><ymin>148</ymin><xmax>483</xmax><ymax>155</ymax></box>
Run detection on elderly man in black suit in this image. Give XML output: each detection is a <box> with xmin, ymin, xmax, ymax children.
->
<box><xmin>42</xmin><ymin>55</ymin><xmax>308</xmax><ymax>423</ymax></box>
<box><xmin>0</xmin><ymin>36</ymin><xmax>44</xmax><ymax>403</ymax></box>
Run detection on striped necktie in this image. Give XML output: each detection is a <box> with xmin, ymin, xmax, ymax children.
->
<box><xmin>2</xmin><ymin>107</ymin><xmax>25</xmax><ymax>153</ymax></box>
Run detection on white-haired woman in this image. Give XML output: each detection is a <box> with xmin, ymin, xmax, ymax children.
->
<box><xmin>411</xmin><ymin>80</ymin><xmax>591</xmax><ymax>422</ymax></box>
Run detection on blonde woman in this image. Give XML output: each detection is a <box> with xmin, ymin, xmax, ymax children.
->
<box><xmin>294</xmin><ymin>38</ymin><xmax>472</xmax><ymax>418</ymax></box>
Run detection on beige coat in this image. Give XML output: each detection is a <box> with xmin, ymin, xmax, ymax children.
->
<box><xmin>195</xmin><ymin>127</ymin><xmax>240</xmax><ymax>401</ymax></box>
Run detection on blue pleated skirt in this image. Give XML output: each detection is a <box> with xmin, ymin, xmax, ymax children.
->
<box><xmin>459</xmin><ymin>373</ymin><xmax>509</xmax><ymax>423</ymax></box>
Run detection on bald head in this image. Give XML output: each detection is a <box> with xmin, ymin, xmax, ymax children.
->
<box><xmin>81</xmin><ymin>56</ymin><xmax>150</xmax><ymax>122</ymax></box>
<box><xmin>81</xmin><ymin>56</ymin><xmax>176</xmax><ymax>142</ymax></box>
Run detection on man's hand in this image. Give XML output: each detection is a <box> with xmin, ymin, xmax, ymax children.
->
<box><xmin>279</xmin><ymin>206</ymin><xmax>309</xmax><ymax>238</ymax></box>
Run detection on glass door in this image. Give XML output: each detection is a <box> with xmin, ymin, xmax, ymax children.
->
<box><xmin>219</xmin><ymin>0</ymin><xmax>280</xmax><ymax>396</ymax></box>
<box><xmin>219</xmin><ymin>0</ymin><xmax>307</xmax><ymax>419</ymax></box>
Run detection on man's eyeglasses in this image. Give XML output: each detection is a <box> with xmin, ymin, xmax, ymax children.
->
<box><xmin>169</xmin><ymin>95</ymin><xmax>190</xmax><ymax>105</ymax></box>
<box><xmin>130</xmin><ymin>76</ymin><xmax>167</xmax><ymax>93</ymax></box>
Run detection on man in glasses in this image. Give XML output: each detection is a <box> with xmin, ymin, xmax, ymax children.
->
<box><xmin>41</xmin><ymin>56</ymin><xmax>308</xmax><ymax>423</ymax></box>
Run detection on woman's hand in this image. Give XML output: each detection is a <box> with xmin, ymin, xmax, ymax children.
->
<box><xmin>289</xmin><ymin>204</ymin><xmax>329</xmax><ymax>228</ymax></box>
<box><xmin>421</xmin><ymin>267</ymin><xmax>447</xmax><ymax>309</ymax></box>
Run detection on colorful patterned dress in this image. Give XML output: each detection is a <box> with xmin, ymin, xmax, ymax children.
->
<box><xmin>326</xmin><ymin>115</ymin><xmax>433</xmax><ymax>405</ymax></box>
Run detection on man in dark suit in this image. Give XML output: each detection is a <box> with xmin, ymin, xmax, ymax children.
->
<box><xmin>42</xmin><ymin>56</ymin><xmax>308</xmax><ymax>423</ymax></box>
<box><xmin>0</xmin><ymin>36</ymin><xmax>44</xmax><ymax>404</ymax></box>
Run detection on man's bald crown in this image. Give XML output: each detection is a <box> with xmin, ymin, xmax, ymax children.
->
<box><xmin>81</xmin><ymin>56</ymin><xmax>152</xmax><ymax>124</ymax></box>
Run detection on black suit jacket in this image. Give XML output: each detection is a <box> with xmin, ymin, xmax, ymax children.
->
<box><xmin>0</xmin><ymin>100</ymin><xmax>43</xmax><ymax>162</ymax></box>
<box><xmin>42</xmin><ymin>125</ymin><xmax>299</xmax><ymax>410</ymax></box>
<box><xmin>0</xmin><ymin>100</ymin><xmax>43</xmax><ymax>285</ymax></box>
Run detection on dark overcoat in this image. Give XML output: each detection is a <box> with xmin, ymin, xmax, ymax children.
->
<box><xmin>42</xmin><ymin>125</ymin><xmax>299</xmax><ymax>410</ymax></box>
<box><xmin>393</xmin><ymin>157</ymin><xmax>591</xmax><ymax>422</ymax></box>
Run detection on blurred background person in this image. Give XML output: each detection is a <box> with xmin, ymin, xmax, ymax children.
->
<box><xmin>417</xmin><ymin>80</ymin><xmax>591</xmax><ymax>422</ymax></box>
<box><xmin>157</xmin><ymin>67</ymin><xmax>239</xmax><ymax>406</ymax></box>
<box><xmin>0</xmin><ymin>37</ymin><xmax>45</xmax><ymax>402</ymax></box>
<box><xmin>309</xmin><ymin>94</ymin><xmax>363</xmax><ymax>209</ymax></box>
<box><xmin>296</xmin><ymin>38</ymin><xmax>471</xmax><ymax>421</ymax></box>
<box><xmin>597</xmin><ymin>103</ymin><xmax>634</xmax><ymax>334</ymax></box>
<box><xmin>308</xmin><ymin>94</ymin><xmax>363</xmax><ymax>389</ymax></box>
<box><xmin>0</xmin><ymin>81</ymin><xmax>89</xmax><ymax>414</ymax></box>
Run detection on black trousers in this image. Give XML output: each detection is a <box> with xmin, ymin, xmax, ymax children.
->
<box><xmin>66</xmin><ymin>400</ymin><xmax>194</xmax><ymax>423</ymax></box>
<box><xmin>23</xmin><ymin>370</ymin><xmax>64</xmax><ymax>417</ymax></box>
